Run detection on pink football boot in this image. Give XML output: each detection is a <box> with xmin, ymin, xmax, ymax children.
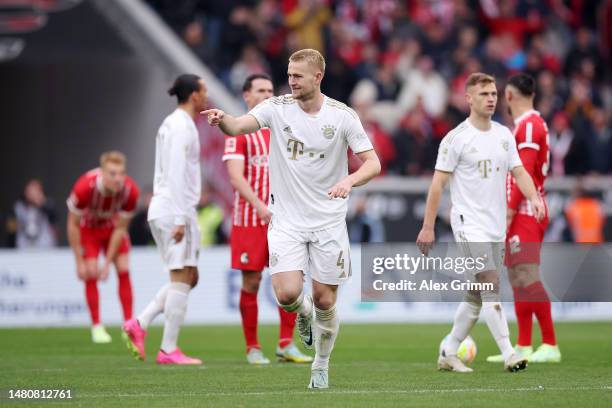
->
<box><xmin>122</xmin><ymin>319</ymin><xmax>147</xmax><ymax>361</ymax></box>
<box><xmin>156</xmin><ymin>348</ymin><xmax>202</xmax><ymax>365</ymax></box>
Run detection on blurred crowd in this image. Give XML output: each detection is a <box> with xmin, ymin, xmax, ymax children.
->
<box><xmin>147</xmin><ymin>0</ymin><xmax>611</xmax><ymax>176</ymax></box>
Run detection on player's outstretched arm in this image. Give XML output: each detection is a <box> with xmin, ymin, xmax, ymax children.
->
<box><xmin>511</xmin><ymin>165</ymin><xmax>545</xmax><ymax>221</ymax></box>
<box><xmin>328</xmin><ymin>149</ymin><xmax>381</xmax><ymax>199</ymax></box>
<box><xmin>417</xmin><ymin>170</ymin><xmax>451</xmax><ymax>255</ymax></box>
<box><xmin>201</xmin><ymin>109</ymin><xmax>260</xmax><ymax>136</ymax></box>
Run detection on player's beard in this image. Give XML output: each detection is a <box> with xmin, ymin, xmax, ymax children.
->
<box><xmin>507</xmin><ymin>105</ymin><xmax>513</xmax><ymax>117</ymax></box>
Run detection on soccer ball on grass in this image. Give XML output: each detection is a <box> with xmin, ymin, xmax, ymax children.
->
<box><xmin>439</xmin><ymin>334</ymin><xmax>477</xmax><ymax>365</ymax></box>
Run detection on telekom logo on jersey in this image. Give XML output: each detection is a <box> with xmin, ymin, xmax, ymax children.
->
<box><xmin>287</xmin><ymin>139</ymin><xmax>326</xmax><ymax>161</ymax></box>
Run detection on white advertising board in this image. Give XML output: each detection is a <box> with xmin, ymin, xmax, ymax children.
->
<box><xmin>1</xmin><ymin>247</ymin><xmax>610</xmax><ymax>327</ymax></box>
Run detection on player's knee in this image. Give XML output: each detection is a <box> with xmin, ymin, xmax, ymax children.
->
<box><xmin>242</xmin><ymin>272</ymin><xmax>262</xmax><ymax>293</ymax></box>
<box><xmin>312</xmin><ymin>292</ymin><xmax>335</xmax><ymax>310</ymax></box>
<box><xmin>86</xmin><ymin>264</ymin><xmax>99</xmax><ymax>279</ymax></box>
<box><xmin>510</xmin><ymin>264</ymin><xmax>536</xmax><ymax>287</ymax></box>
<box><xmin>275</xmin><ymin>289</ymin><xmax>300</xmax><ymax>306</ymax></box>
<box><xmin>477</xmin><ymin>272</ymin><xmax>499</xmax><ymax>292</ymax></box>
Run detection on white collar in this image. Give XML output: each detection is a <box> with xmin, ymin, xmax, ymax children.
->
<box><xmin>514</xmin><ymin>110</ymin><xmax>540</xmax><ymax>125</ymax></box>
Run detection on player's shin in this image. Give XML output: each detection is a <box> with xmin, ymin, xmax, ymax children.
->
<box><xmin>312</xmin><ymin>305</ymin><xmax>339</xmax><ymax>371</ymax></box>
<box><xmin>118</xmin><ymin>271</ymin><xmax>133</xmax><ymax>321</ymax></box>
<box><xmin>137</xmin><ymin>283</ymin><xmax>170</xmax><ymax>329</ymax></box>
<box><xmin>445</xmin><ymin>293</ymin><xmax>481</xmax><ymax>356</ymax></box>
<box><xmin>85</xmin><ymin>279</ymin><xmax>100</xmax><ymax>325</ymax></box>
<box><xmin>240</xmin><ymin>289</ymin><xmax>260</xmax><ymax>350</ymax></box>
<box><xmin>160</xmin><ymin>282</ymin><xmax>190</xmax><ymax>353</ymax></box>
<box><xmin>481</xmin><ymin>290</ymin><xmax>513</xmax><ymax>360</ymax></box>
<box><xmin>278</xmin><ymin>307</ymin><xmax>296</xmax><ymax>348</ymax></box>
<box><xmin>513</xmin><ymin>286</ymin><xmax>534</xmax><ymax>346</ymax></box>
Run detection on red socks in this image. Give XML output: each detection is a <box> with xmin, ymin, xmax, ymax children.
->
<box><xmin>278</xmin><ymin>307</ymin><xmax>296</xmax><ymax>348</ymax></box>
<box><xmin>85</xmin><ymin>279</ymin><xmax>100</xmax><ymax>325</ymax></box>
<box><xmin>239</xmin><ymin>290</ymin><xmax>299</xmax><ymax>351</ymax></box>
<box><xmin>239</xmin><ymin>289</ymin><xmax>260</xmax><ymax>351</ymax></box>
<box><xmin>85</xmin><ymin>272</ymin><xmax>133</xmax><ymax>325</ymax></box>
<box><xmin>118</xmin><ymin>271</ymin><xmax>133</xmax><ymax>321</ymax></box>
<box><xmin>528</xmin><ymin>282</ymin><xmax>557</xmax><ymax>345</ymax></box>
<box><xmin>513</xmin><ymin>287</ymin><xmax>533</xmax><ymax>346</ymax></box>
<box><xmin>513</xmin><ymin>282</ymin><xmax>557</xmax><ymax>346</ymax></box>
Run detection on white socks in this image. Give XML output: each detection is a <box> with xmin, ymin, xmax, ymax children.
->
<box><xmin>280</xmin><ymin>291</ymin><xmax>313</xmax><ymax>317</ymax></box>
<box><xmin>312</xmin><ymin>305</ymin><xmax>339</xmax><ymax>371</ymax></box>
<box><xmin>445</xmin><ymin>294</ymin><xmax>481</xmax><ymax>356</ymax></box>
<box><xmin>481</xmin><ymin>291</ymin><xmax>513</xmax><ymax>361</ymax></box>
<box><xmin>137</xmin><ymin>283</ymin><xmax>171</xmax><ymax>330</ymax></box>
<box><xmin>160</xmin><ymin>282</ymin><xmax>191</xmax><ymax>353</ymax></box>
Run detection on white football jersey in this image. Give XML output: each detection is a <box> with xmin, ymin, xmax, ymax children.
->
<box><xmin>148</xmin><ymin>108</ymin><xmax>201</xmax><ymax>225</ymax></box>
<box><xmin>435</xmin><ymin>119</ymin><xmax>523</xmax><ymax>241</ymax></box>
<box><xmin>249</xmin><ymin>94</ymin><xmax>373</xmax><ymax>231</ymax></box>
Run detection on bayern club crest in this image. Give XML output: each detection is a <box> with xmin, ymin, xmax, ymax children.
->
<box><xmin>321</xmin><ymin>124</ymin><xmax>336</xmax><ymax>139</ymax></box>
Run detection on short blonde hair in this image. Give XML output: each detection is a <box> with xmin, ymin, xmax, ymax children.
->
<box><xmin>289</xmin><ymin>49</ymin><xmax>325</xmax><ymax>74</ymax></box>
<box><xmin>100</xmin><ymin>150</ymin><xmax>126</xmax><ymax>167</ymax></box>
<box><xmin>465</xmin><ymin>72</ymin><xmax>495</xmax><ymax>90</ymax></box>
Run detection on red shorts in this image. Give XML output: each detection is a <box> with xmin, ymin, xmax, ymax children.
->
<box><xmin>80</xmin><ymin>227</ymin><xmax>131</xmax><ymax>260</ymax></box>
<box><xmin>230</xmin><ymin>225</ymin><xmax>268</xmax><ymax>272</ymax></box>
<box><xmin>504</xmin><ymin>214</ymin><xmax>548</xmax><ymax>267</ymax></box>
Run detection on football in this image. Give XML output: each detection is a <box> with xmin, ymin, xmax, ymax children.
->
<box><xmin>439</xmin><ymin>334</ymin><xmax>478</xmax><ymax>365</ymax></box>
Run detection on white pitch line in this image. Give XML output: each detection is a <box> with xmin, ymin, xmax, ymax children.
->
<box><xmin>74</xmin><ymin>386</ymin><xmax>612</xmax><ymax>398</ymax></box>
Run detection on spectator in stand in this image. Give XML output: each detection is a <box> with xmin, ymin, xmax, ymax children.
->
<box><xmin>564</xmin><ymin>28</ymin><xmax>605</xmax><ymax>81</ymax></box>
<box><xmin>565</xmin><ymin>185</ymin><xmax>606</xmax><ymax>243</ymax></box>
<box><xmin>229</xmin><ymin>44</ymin><xmax>271</xmax><ymax>95</ymax></box>
<box><xmin>548</xmin><ymin>112</ymin><xmax>575</xmax><ymax>177</ymax></box>
<box><xmin>586</xmin><ymin>108</ymin><xmax>612</xmax><ymax>174</ymax></box>
<box><xmin>535</xmin><ymin>70</ymin><xmax>565</xmax><ymax>122</ymax></box>
<box><xmin>391</xmin><ymin>108</ymin><xmax>436</xmax><ymax>175</ymax></box>
<box><xmin>348</xmin><ymin>196</ymin><xmax>385</xmax><ymax>243</ymax></box>
<box><xmin>196</xmin><ymin>182</ymin><xmax>226</xmax><ymax>247</ymax></box>
<box><xmin>284</xmin><ymin>0</ymin><xmax>331</xmax><ymax>53</ymax></box>
<box><xmin>10</xmin><ymin>179</ymin><xmax>58</xmax><ymax>249</ymax></box>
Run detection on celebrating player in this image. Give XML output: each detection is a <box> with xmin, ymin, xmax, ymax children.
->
<box><xmin>222</xmin><ymin>73</ymin><xmax>312</xmax><ymax>365</ymax></box>
<box><xmin>66</xmin><ymin>151</ymin><xmax>139</xmax><ymax>343</ymax></box>
<box><xmin>417</xmin><ymin>73</ymin><xmax>545</xmax><ymax>373</ymax></box>
<box><xmin>204</xmin><ymin>49</ymin><xmax>381</xmax><ymax>388</ymax></box>
<box><xmin>486</xmin><ymin>73</ymin><xmax>560</xmax><ymax>364</ymax></box>
<box><xmin>123</xmin><ymin>74</ymin><xmax>207</xmax><ymax>365</ymax></box>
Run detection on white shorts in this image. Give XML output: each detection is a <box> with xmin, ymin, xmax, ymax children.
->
<box><xmin>149</xmin><ymin>216</ymin><xmax>200</xmax><ymax>271</ymax></box>
<box><xmin>452</xmin><ymin>227</ymin><xmax>504</xmax><ymax>276</ymax></box>
<box><xmin>267</xmin><ymin>219</ymin><xmax>351</xmax><ymax>285</ymax></box>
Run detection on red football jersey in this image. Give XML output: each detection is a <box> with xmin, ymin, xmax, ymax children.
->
<box><xmin>222</xmin><ymin>129</ymin><xmax>270</xmax><ymax>227</ymax></box>
<box><xmin>67</xmin><ymin>168</ymin><xmax>140</xmax><ymax>229</ymax></box>
<box><xmin>507</xmin><ymin>110</ymin><xmax>550</xmax><ymax>218</ymax></box>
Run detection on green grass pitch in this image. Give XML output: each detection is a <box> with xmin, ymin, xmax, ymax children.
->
<box><xmin>1</xmin><ymin>322</ymin><xmax>611</xmax><ymax>407</ymax></box>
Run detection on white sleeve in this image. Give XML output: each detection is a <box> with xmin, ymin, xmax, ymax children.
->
<box><xmin>248</xmin><ymin>99</ymin><xmax>273</xmax><ymax>129</ymax></box>
<box><xmin>507</xmin><ymin>129</ymin><xmax>523</xmax><ymax>170</ymax></box>
<box><xmin>167</xmin><ymin>127</ymin><xmax>190</xmax><ymax>226</ymax></box>
<box><xmin>435</xmin><ymin>133</ymin><xmax>461</xmax><ymax>172</ymax></box>
<box><xmin>344</xmin><ymin>111</ymin><xmax>373</xmax><ymax>153</ymax></box>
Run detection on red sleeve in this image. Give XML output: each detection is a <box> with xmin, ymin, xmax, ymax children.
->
<box><xmin>66</xmin><ymin>174</ymin><xmax>92</xmax><ymax>215</ymax></box>
<box><xmin>120</xmin><ymin>178</ymin><xmax>140</xmax><ymax>216</ymax></box>
<box><xmin>508</xmin><ymin>147</ymin><xmax>538</xmax><ymax>210</ymax></box>
<box><xmin>222</xmin><ymin>135</ymin><xmax>247</xmax><ymax>161</ymax></box>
